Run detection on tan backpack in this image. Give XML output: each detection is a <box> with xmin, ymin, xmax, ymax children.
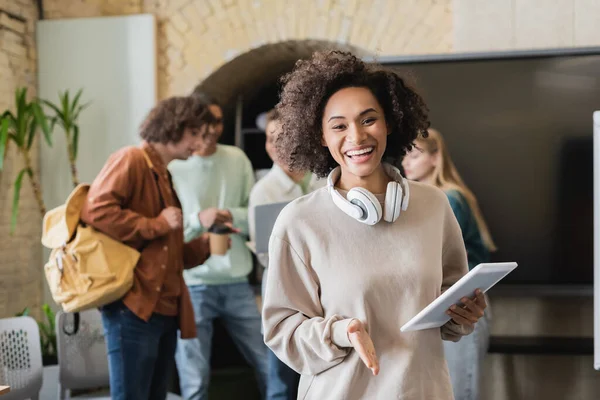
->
<box><xmin>41</xmin><ymin>184</ymin><xmax>141</xmax><ymax>313</ymax></box>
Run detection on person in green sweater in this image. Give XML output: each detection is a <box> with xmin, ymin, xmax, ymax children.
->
<box><xmin>169</xmin><ymin>92</ymin><xmax>268</xmax><ymax>400</ymax></box>
<box><xmin>402</xmin><ymin>127</ymin><xmax>497</xmax><ymax>400</ymax></box>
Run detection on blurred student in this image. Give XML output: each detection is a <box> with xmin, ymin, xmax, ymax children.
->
<box><xmin>402</xmin><ymin>128</ymin><xmax>497</xmax><ymax>400</ymax></box>
<box><xmin>81</xmin><ymin>96</ymin><xmax>215</xmax><ymax>400</ymax></box>
<box><xmin>169</xmin><ymin>92</ymin><xmax>268</xmax><ymax>400</ymax></box>
<box><xmin>248</xmin><ymin>108</ymin><xmax>323</xmax><ymax>400</ymax></box>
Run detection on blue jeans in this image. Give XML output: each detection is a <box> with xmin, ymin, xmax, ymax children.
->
<box><xmin>175</xmin><ymin>282</ymin><xmax>268</xmax><ymax>400</ymax></box>
<box><xmin>101</xmin><ymin>301</ymin><xmax>178</xmax><ymax>400</ymax></box>
<box><xmin>443</xmin><ymin>312</ymin><xmax>490</xmax><ymax>400</ymax></box>
<box><xmin>267</xmin><ymin>349</ymin><xmax>300</xmax><ymax>400</ymax></box>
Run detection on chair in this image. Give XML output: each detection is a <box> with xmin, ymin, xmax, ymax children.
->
<box><xmin>55</xmin><ymin>310</ymin><xmax>110</xmax><ymax>399</ymax></box>
<box><xmin>55</xmin><ymin>310</ymin><xmax>182</xmax><ymax>399</ymax></box>
<box><xmin>0</xmin><ymin>316</ymin><xmax>43</xmax><ymax>400</ymax></box>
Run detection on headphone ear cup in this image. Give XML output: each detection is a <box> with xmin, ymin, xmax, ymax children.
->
<box><xmin>384</xmin><ymin>182</ymin><xmax>403</xmax><ymax>222</ymax></box>
<box><xmin>347</xmin><ymin>187</ymin><xmax>382</xmax><ymax>225</ymax></box>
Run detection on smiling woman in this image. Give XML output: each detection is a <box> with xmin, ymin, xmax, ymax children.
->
<box><xmin>261</xmin><ymin>50</ymin><xmax>489</xmax><ymax>400</ymax></box>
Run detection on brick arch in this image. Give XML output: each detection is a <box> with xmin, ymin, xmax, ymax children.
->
<box><xmin>195</xmin><ymin>39</ymin><xmax>368</xmax><ymax>108</ymax></box>
<box><xmin>148</xmin><ymin>0</ymin><xmax>453</xmax><ymax>99</ymax></box>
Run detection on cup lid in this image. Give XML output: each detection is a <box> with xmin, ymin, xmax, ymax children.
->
<box><xmin>208</xmin><ymin>223</ymin><xmax>235</xmax><ymax>234</ymax></box>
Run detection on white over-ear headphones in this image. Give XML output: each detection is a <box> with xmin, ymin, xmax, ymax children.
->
<box><xmin>327</xmin><ymin>163</ymin><xmax>410</xmax><ymax>225</ymax></box>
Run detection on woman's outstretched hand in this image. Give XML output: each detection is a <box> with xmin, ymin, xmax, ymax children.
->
<box><xmin>347</xmin><ymin>319</ymin><xmax>379</xmax><ymax>376</ymax></box>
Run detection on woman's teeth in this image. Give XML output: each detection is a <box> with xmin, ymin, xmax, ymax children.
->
<box><xmin>346</xmin><ymin>147</ymin><xmax>374</xmax><ymax>157</ymax></box>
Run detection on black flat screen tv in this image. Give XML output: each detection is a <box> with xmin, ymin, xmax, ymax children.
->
<box><xmin>379</xmin><ymin>47</ymin><xmax>600</xmax><ymax>286</ymax></box>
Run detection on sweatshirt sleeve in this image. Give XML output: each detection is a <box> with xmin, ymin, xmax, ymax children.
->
<box><xmin>169</xmin><ymin>170</ymin><xmax>205</xmax><ymax>242</ymax></box>
<box><xmin>262</xmin><ymin>234</ymin><xmax>354</xmax><ymax>375</ymax></box>
<box><xmin>228</xmin><ymin>154</ymin><xmax>255</xmax><ymax>237</ymax></box>
<box><xmin>439</xmin><ymin>196</ymin><xmax>474</xmax><ymax>342</ymax></box>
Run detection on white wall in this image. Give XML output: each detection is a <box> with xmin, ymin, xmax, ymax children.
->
<box><xmin>36</xmin><ymin>14</ymin><xmax>158</xmax><ymax>307</ymax></box>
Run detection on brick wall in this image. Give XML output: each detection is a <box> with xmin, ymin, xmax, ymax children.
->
<box><xmin>43</xmin><ymin>0</ymin><xmax>453</xmax><ymax>99</ymax></box>
<box><xmin>145</xmin><ymin>0</ymin><xmax>453</xmax><ymax>99</ymax></box>
<box><xmin>0</xmin><ymin>0</ymin><xmax>42</xmax><ymax>318</ymax></box>
<box><xmin>42</xmin><ymin>0</ymin><xmax>142</xmax><ymax>19</ymax></box>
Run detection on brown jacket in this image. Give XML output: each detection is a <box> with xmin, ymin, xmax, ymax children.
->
<box><xmin>81</xmin><ymin>142</ymin><xmax>209</xmax><ymax>338</ymax></box>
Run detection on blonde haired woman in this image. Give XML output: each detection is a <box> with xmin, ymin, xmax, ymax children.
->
<box><xmin>402</xmin><ymin>128</ymin><xmax>496</xmax><ymax>400</ymax></box>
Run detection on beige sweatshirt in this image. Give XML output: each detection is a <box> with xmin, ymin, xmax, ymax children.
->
<box><xmin>262</xmin><ymin>181</ymin><xmax>472</xmax><ymax>400</ymax></box>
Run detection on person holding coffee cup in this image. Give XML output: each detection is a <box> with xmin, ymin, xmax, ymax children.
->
<box><xmin>168</xmin><ymin>92</ymin><xmax>268</xmax><ymax>399</ymax></box>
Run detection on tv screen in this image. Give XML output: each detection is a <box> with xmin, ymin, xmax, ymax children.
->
<box><xmin>382</xmin><ymin>49</ymin><xmax>600</xmax><ymax>285</ymax></box>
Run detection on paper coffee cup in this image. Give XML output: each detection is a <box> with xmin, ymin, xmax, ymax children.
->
<box><xmin>209</xmin><ymin>233</ymin><xmax>229</xmax><ymax>256</ymax></box>
<box><xmin>208</xmin><ymin>223</ymin><xmax>234</xmax><ymax>256</ymax></box>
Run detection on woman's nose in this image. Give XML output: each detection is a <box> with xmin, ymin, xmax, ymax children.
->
<box><xmin>346</xmin><ymin>124</ymin><xmax>367</xmax><ymax>144</ymax></box>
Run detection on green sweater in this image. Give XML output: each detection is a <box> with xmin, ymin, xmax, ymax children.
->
<box><xmin>169</xmin><ymin>145</ymin><xmax>255</xmax><ymax>285</ymax></box>
<box><xmin>445</xmin><ymin>190</ymin><xmax>490</xmax><ymax>270</ymax></box>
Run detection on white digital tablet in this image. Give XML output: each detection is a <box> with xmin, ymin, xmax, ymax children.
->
<box><xmin>400</xmin><ymin>262</ymin><xmax>518</xmax><ymax>332</ymax></box>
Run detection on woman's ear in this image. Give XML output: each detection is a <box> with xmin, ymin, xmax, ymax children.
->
<box><xmin>321</xmin><ymin>132</ymin><xmax>327</xmax><ymax>147</ymax></box>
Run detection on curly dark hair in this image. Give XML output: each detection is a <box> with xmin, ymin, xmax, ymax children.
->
<box><xmin>190</xmin><ymin>89</ymin><xmax>221</xmax><ymax>108</ymax></box>
<box><xmin>139</xmin><ymin>96</ymin><xmax>215</xmax><ymax>144</ymax></box>
<box><xmin>276</xmin><ymin>50</ymin><xmax>430</xmax><ymax>178</ymax></box>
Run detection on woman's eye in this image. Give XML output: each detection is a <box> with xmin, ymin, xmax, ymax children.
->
<box><xmin>332</xmin><ymin>125</ymin><xmax>345</xmax><ymax>130</ymax></box>
<box><xmin>363</xmin><ymin>118</ymin><xmax>376</xmax><ymax>125</ymax></box>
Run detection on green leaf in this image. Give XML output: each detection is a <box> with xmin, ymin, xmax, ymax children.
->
<box><xmin>1</xmin><ymin>110</ymin><xmax>14</xmax><ymax>120</ymax></box>
<box><xmin>71</xmin><ymin>89</ymin><xmax>83</xmax><ymax>114</ymax></box>
<box><xmin>42</xmin><ymin>304</ymin><xmax>55</xmax><ymax>332</ymax></box>
<box><xmin>42</xmin><ymin>99</ymin><xmax>65</xmax><ymax>121</ymax></box>
<box><xmin>49</xmin><ymin>116</ymin><xmax>57</xmax><ymax>133</ymax></box>
<box><xmin>0</xmin><ymin>117</ymin><xmax>10</xmax><ymax>170</ymax></box>
<box><xmin>61</xmin><ymin>91</ymin><xmax>70</xmax><ymax>122</ymax></box>
<box><xmin>31</xmin><ymin>102</ymin><xmax>51</xmax><ymax>146</ymax></box>
<box><xmin>38</xmin><ymin>320</ymin><xmax>51</xmax><ymax>339</ymax></box>
<box><xmin>15</xmin><ymin>89</ymin><xmax>27</xmax><ymax>144</ymax></box>
<box><xmin>10</xmin><ymin>167</ymin><xmax>32</xmax><ymax>234</ymax></box>
<box><xmin>40</xmin><ymin>335</ymin><xmax>48</xmax><ymax>350</ymax></box>
<box><xmin>72</xmin><ymin>124</ymin><xmax>79</xmax><ymax>159</ymax></box>
<box><xmin>16</xmin><ymin>307</ymin><xmax>30</xmax><ymax>316</ymax></box>
<box><xmin>26</xmin><ymin>119</ymin><xmax>38</xmax><ymax>150</ymax></box>
<box><xmin>73</xmin><ymin>101</ymin><xmax>91</xmax><ymax>121</ymax></box>
<box><xmin>15</xmin><ymin>88</ymin><xmax>25</xmax><ymax>116</ymax></box>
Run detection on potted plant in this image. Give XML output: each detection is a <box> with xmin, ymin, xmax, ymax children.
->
<box><xmin>0</xmin><ymin>87</ymin><xmax>52</xmax><ymax>234</ymax></box>
<box><xmin>17</xmin><ymin>304</ymin><xmax>57</xmax><ymax>366</ymax></box>
<box><xmin>43</xmin><ymin>89</ymin><xmax>90</xmax><ymax>187</ymax></box>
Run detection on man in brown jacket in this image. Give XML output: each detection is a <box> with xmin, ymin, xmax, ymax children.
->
<box><xmin>81</xmin><ymin>96</ymin><xmax>217</xmax><ymax>400</ymax></box>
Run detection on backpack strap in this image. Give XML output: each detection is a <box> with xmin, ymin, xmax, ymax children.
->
<box><xmin>139</xmin><ymin>147</ymin><xmax>167</xmax><ymax>208</ymax></box>
<box><xmin>140</xmin><ymin>148</ymin><xmax>154</xmax><ymax>170</ymax></box>
<box><xmin>63</xmin><ymin>312</ymin><xmax>80</xmax><ymax>336</ymax></box>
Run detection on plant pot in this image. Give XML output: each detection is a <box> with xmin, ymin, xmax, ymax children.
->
<box><xmin>42</xmin><ymin>355</ymin><xmax>58</xmax><ymax>366</ymax></box>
